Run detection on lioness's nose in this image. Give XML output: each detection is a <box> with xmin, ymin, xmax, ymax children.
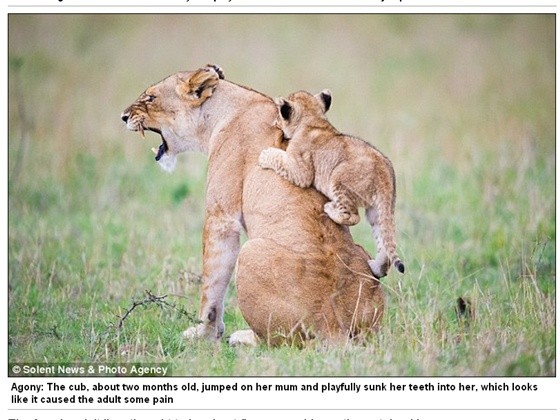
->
<box><xmin>121</xmin><ymin>112</ymin><xmax>129</xmax><ymax>123</ymax></box>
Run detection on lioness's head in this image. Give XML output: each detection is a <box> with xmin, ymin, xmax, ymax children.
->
<box><xmin>121</xmin><ymin>64</ymin><xmax>224</xmax><ymax>171</ymax></box>
<box><xmin>274</xmin><ymin>89</ymin><xmax>332</xmax><ymax>140</ymax></box>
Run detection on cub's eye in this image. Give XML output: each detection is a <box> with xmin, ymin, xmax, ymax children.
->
<box><xmin>146</xmin><ymin>95</ymin><xmax>156</xmax><ymax>103</ymax></box>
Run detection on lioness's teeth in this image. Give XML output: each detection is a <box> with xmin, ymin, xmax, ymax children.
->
<box><xmin>151</xmin><ymin>147</ymin><xmax>158</xmax><ymax>155</ymax></box>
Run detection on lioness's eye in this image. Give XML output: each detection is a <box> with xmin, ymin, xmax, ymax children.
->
<box><xmin>146</xmin><ymin>95</ymin><xmax>156</xmax><ymax>103</ymax></box>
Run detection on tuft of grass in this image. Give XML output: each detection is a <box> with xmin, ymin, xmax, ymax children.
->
<box><xmin>8</xmin><ymin>14</ymin><xmax>554</xmax><ymax>376</ymax></box>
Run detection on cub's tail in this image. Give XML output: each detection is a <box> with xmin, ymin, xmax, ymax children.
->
<box><xmin>393</xmin><ymin>258</ymin><xmax>405</xmax><ymax>274</ymax></box>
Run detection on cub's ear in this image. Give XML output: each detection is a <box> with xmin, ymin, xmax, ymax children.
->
<box><xmin>275</xmin><ymin>98</ymin><xmax>293</xmax><ymax>121</ymax></box>
<box><xmin>205</xmin><ymin>64</ymin><xmax>225</xmax><ymax>80</ymax></box>
<box><xmin>177</xmin><ymin>66</ymin><xmax>221</xmax><ymax>104</ymax></box>
<box><xmin>316</xmin><ymin>89</ymin><xmax>332</xmax><ymax>113</ymax></box>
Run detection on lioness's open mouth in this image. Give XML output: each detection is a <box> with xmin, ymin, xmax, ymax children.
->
<box><xmin>142</xmin><ymin>127</ymin><xmax>168</xmax><ymax>161</ymax></box>
<box><xmin>153</xmin><ymin>141</ymin><xmax>168</xmax><ymax>161</ymax></box>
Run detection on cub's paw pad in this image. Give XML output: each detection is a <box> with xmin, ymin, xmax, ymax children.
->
<box><xmin>342</xmin><ymin>213</ymin><xmax>360</xmax><ymax>226</ymax></box>
<box><xmin>324</xmin><ymin>202</ymin><xmax>343</xmax><ymax>224</ymax></box>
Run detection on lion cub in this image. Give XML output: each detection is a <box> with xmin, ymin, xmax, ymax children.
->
<box><xmin>259</xmin><ymin>90</ymin><xmax>404</xmax><ymax>278</ymax></box>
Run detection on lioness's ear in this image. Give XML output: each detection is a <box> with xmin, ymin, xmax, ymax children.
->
<box><xmin>276</xmin><ymin>98</ymin><xmax>293</xmax><ymax>121</ymax></box>
<box><xmin>177</xmin><ymin>66</ymin><xmax>221</xmax><ymax>104</ymax></box>
<box><xmin>316</xmin><ymin>89</ymin><xmax>332</xmax><ymax>113</ymax></box>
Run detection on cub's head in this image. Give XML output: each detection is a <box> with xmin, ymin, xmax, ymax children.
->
<box><xmin>274</xmin><ymin>89</ymin><xmax>332</xmax><ymax>140</ymax></box>
<box><xmin>121</xmin><ymin>64</ymin><xmax>224</xmax><ymax>171</ymax></box>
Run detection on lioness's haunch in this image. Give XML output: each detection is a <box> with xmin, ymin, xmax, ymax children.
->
<box><xmin>121</xmin><ymin>64</ymin><xmax>384</xmax><ymax>345</ymax></box>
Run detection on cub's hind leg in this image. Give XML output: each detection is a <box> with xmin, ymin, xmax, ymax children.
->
<box><xmin>365</xmin><ymin>206</ymin><xmax>390</xmax><ymax>278</ymax></box>
<box><xmin>365</xmin><ymin>205</ymin><xmax>404</xmax><ymax>279</ymax></box>
<box><xmin>324</xmin><ymin>183</ymin><xmax>360</xmax><ymax>226</ymax></box>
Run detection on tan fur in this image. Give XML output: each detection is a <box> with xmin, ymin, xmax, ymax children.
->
<box><xmin>121</xmin><ymin>66</ymin><xmax>384</xmax><ymax>345</ymax></box>
<box><xmin>259</xmin><ymin>90</ymin><xmax>404</xmax><ymax>278</ymax></box>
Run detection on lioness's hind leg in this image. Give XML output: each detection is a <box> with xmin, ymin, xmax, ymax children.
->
<box><xmin>229</xmin><ymin>329</ymin><xmax>259</xmax><ymax>347</ymax></box>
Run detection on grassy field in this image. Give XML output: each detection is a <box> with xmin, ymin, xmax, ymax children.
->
<box><xmin>8</xmin><ymin>14</ymin><xmax>555</xmax><ymax>376</ymax></box>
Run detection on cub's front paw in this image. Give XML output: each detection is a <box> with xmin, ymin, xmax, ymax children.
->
<box><xmin>258</xmin><ymin>148</ymin><xmax>278</xmax><ymax>170</ymax></box>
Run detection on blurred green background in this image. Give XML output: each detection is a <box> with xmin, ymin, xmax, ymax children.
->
<box><xmin>8</xmin><ymin>14</ymin><xmax>555</xmax><ymax>375</ymax></box>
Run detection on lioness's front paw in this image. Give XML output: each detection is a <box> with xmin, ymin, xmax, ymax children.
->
<box><xmin>229</xmin><ymin>329</ymin><xmax>259</xmax><ymax>347</ymax></box>
<box><xmin>258</xmin><ymin>148</ymin><xmax>278</xmax><ymax>169</ymax></box>
<box><xmin>182</xmin><ymin>322</ymin><xmax>223</xmax><ymax>341</ymax></box>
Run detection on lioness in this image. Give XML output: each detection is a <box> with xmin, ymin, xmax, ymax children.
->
<box><xmin>259</xmin><ymin>90</ymin><xmax>404</xmax><ymax>279</ymax></box>
<box><xmin>121</xmin><ymin>65</ymin><xmax>384</xmax><ymax>345</ymax></box>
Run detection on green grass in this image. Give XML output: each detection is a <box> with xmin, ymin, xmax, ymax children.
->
<box><xmin>8</xmin><ymin>14</ymin><xmax>555</xmax><ymax>376</ymax></box>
